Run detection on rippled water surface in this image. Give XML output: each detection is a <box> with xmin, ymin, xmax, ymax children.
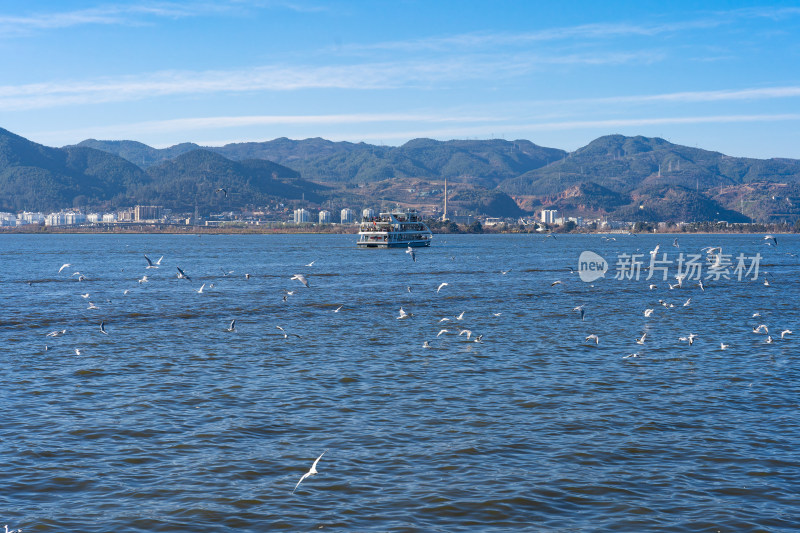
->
<box><xmin>1</xmin><ymin>233</ymin><xmax>798</xmax><ymax>532</ymax></box>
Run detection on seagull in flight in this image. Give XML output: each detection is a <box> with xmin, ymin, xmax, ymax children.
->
<box><xmin>437</xmin><ymin>329</ymin><xmax>449</xmax><ymax>337</ymax></box>
<box><xmin>397</xmin><ymin>308</ymin><xmax>411</xmax><ymax>320</ymax></box>
<box><xmin>720</xmin><ymin>343</ymin><xmax>729</xmax><ymax>350</ymax></box>
<box><xmin>176</xmin><ymin>266</ymin><xmax>191</xmax><ymax>281</ymax></box>
<box><xmin>780</xmin><ymin>329</ymin><xmax>792</xmax><ymax>339</ymax></box>
<box><xmin>226</xmin><ymin>319</ymin><xmax>236</xmax><ymax>332</ymax></box>
<box><xmin>46</xmin><ymin>329</ymin><xmax>66</xmax><ymax>337</ymax></box>
<box><xmin>764</xmin><ymin>235</ymin><xmax>777</xmax><ymax>246</ymax></box>
<box><xmin>406</xmin><ymin>246</ymin><xmax>416</xmax><ymax>262</ymax></box>
<box><xmin>636</xmin><ymin>332</ymin><xmax>647</xmax><ymax>345</ymax></box>
<box><xmin>551</xmin><ymin>280</ymin><xmax>562</xmax><ymax>286</ymax></box>
<box><xmin>292</xmin><ymin>450</ymin><xmax>327</xmax><ymax>494</ymax></box>
<box><xmin>291</xmin><ymin>274</ymin><xmax>310</xmax><ymax>288</ymax></box>
<box><xmin>333</xmin><ymin>305</ymin><xmax>343</xmax><ymax>313</ymax></box>
<box><xmin>683</xmin><ymin>298</ymin><xmax>692</xmax><ymax>307</ymax></box>
<box><xmin>144</xmin><ymin>254</ymin><xmax>159</xmax><ymax>269</ymax></box>
<box><xmin>277</xmin><ymin>325</ymin><xmax>301</xmax><ymax>338</ymax></box>
<box><xmin>80</xmin><ymin>293</ymin><xmax>90</xmax><ymax>298</ymax></box>
<box><xmin>100</xmin><ymin>321</ymin><xmax>108</xmax><ymax>335</ymax></box>
<box><xmin>87</xmin><ymin>302</ymin><xmax>99</xmax><ymax>310</ymax></box>
<box><xmin>216</xmin><ymin>187</ymin><xmax>228</xmax><ymax>198</ymax></box>
<box><xmin>585</xmin><ymin>334</ymin><xmax>599</xmax><ymax>345</ymax></box>
<box><xmin>679</xmin><ymin>333</ymin><xmax>697</xmax><ymax>345</ymax></box>
<box><xmin>644</xmin><ymin>308</ymin><xmax>655</xmax><ymax>317</ymax></box>
<box><xmin>305</xmin><ymin>260</ymin><xmax>316</xmax><ymax>267</ymax></box>
<box><xmin>500</xmin><ymin>269</ymin><xmax>512</xmax><ymax>275</ymax></box>
<box><xmin>573</xmin><ymin>305</ymin><xmax>585</xmax><ymax>321</ymax></box>
<box><xmin>753</xmin><ymin>324</ymin><xmax>769</xmax><ymax>334</ymax></box>
<box><xmin>58</xmin><ymin>263</ymin><xmax>71</xmax><ymax>273</ymax></box>
<box><xmin>436</xmin><ymin>282</ymin><xmax>448</xmax><ymax>293</ymax></box>
<box><xmin>196</xmin><ymin>283</ymin><xmax>206</xmax><ymax>294</ymax></box>
<box><xmin>138</xmin><ymin>275</ymin><xmax>148</xmax><ymax>283</ymax></box>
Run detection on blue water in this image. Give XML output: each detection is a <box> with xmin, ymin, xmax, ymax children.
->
<box><xmin>1</xmin><ymin>233</ymin><xmax>798</xmax><ymax>532</ymax></box>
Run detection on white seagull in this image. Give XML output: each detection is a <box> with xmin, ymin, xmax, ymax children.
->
<box><xmin>305</xmin><ymin>260</ymin><xmax>316</xmax><ymax>267</ymax></box>
<box><xmin>291</xmin><ymin>274</ymin><xmax>310</xmax><ymax>288</ymax></box>
<box><xmin>58</xmin><ymin>263</ymin><xmax>71</xmax><ymax>273</ymax></box>
<box><xmin>100</xmin><ymin>321</ymin><xmax>108</xmax><ymax>335</ymax></box>
<box><xmin>406</xmin><ymin>246</ymin><xmax>416</xmax><ymax>262</ymax></box>
<box><xmin>636</xmin><ymin>332</ymin><xmax>647</xmax><ymax>345</ymax></box>
<box><xmin>333</xmin><ymin>305</ymin><xmax>343</xmax><ymax>313</ymax></box>
<box><xmin>720</xmin><ymin>343</ymin><xmax>729</xmax><ymax>350</ymax></box>
<box><xmin>781</xmin><ymin>329</ymin><xmax>792</xmax><ymax>339</ymax></box>
<box><xmin>586</xmin><ymin>334</ymin><xmax>599</xmax><ymax>345</ymax></box>
<box><xmin>679</xmin><ymin>333</ymin><xmax>697</xmax><ymax>345</ymax></box>
<box><xmin>397</xmin><ymin>308</ymin><xmax>411</xmax><ymax>320</ymax></box>
<box><xmin>226</xmin><ymin>319</ymin><xmax>236</xmax><ymax>332</ymax></box>
<box><xmin>436</xmin><ymin>282</ymin><xmax>448</xmax><ymax>293</ymax></box>
<box><xmin>176</xmin><ymin>266</ymin><xmax>191</xmax><ymax>281</ymax></box>
<box><xmin>437</xmin><ymin>329</ymin><xmax>449</xmax><ymax>337</ymax></box>
<box><xmin>292</xmin><ymin>450</ymin><xmax>327</xmax><ymax>494</ymax></box>
<box><xmin>276</xmin><ymin>325</ymin><xmax>301</xmax><ymax>338</ymax></box>
<box><xmin>144</xmin><ymin>254</ymin><xmax>159</xmax><ymax>269</ymax></box>
<box><xmin>196</xmin><ymin>283</ymin><xmax>206</xmax><ymax>294</ymax></box>
<box><xmin>644</xmin><ymin>309</ymin><xmax>655</xmax><ymax>317</ymax></box>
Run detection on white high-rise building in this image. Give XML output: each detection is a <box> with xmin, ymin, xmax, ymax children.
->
<box><xmin>0</xmin><ymin>212</ymin><xmax>16</xmax><ymax>226</ymax></box>
<box><xmin>293</xmin><ymin>208</ymin><xmax>310</xmax><ymax>224</ymax></box>
<box><xmin>318</xmin><ymin>210</ymin><xmax>331</xmax><ymax>224</ymax></box>
<box><xmin>540</xmin><ymin>209</ymin><xmax>558</xmax><ymax>224</ymax></box>
<box><xmin>362</xmin><ymin>208</ymin><xmax>376</xmax><ymax>220</ymax></box>
<box><xmin>340</xmin><ymin>208</ymin><xmax>356</xmax><ymax>224</ymax></box>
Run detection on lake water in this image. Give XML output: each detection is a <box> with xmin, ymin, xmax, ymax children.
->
<box><xmin>1</xmin><ymin>233</ymin><xmax>798</xmax><ymax>532</ymax></box>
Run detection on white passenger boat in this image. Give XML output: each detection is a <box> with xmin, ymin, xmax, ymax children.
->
<box><xmin>357</xmin><ymin>209</ymin><xmax>433</xmax><ymax>248</ymax></box>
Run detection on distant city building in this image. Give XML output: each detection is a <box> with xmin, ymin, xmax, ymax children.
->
<box><xmin>102</xmin><ymin>213</ymin><xmax>118</xmax><ymax>223</ymax></box>
<box><xmin>340</xmin><ymin>208</ymin><xmax>356</xmax><ymax>224</ymax></box>
<box><xmin>0</xmin><ymin>212</ymin><xmax>16</xmax><ymax>226</ymax></box>
<box><xmin>135</xmin><ymin>205</ymin><xmax>161</xmax><ymax>222</ymax></box>
<box><xmin>18</xmin><ymin>212</ymin><xmax>45</xmax><ymax>225</ymax></box>
<box><xmin>86</xmin><ymin>213</ymin><xmax>101</xmax><ymax>223</ymax></box>
<box><xmin>318</xmin><ymin>210</ymin><xmax>331</xmax><ymax>224</ymax></box>
<box><xmin>293</xmin><ymin>208</ymin><xmax>310</xmax><ymax>224</ymax></box>
<box><xmin>540</xmin><ymin>209</ymin><xmax>558</xmax><ymax>224</ymax></box>
<box><xmin>117</xmin><ymin>208</ymin><xmax>134</xmax><ymax>222</ymax></box>
<box><xmin>45</xmin><ymin>211</ymin><xmax>85</xmax><ymax>226</ymax></box>
<box><xmin>362</xmin><ymin>208</ymin><xmax>376</xmax><ymax>220</ymax></box>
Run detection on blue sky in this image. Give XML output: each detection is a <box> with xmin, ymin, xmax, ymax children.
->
<box><xmin>1</xmin><ymin>1</ymin><xmax>799</xmax><ymax>159</ymax></box>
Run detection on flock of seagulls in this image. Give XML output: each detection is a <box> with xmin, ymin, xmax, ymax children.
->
<box><xmin>26</xmin><ymin>231</ymin><xmax>796</xmax><ymax>500</ymax></box>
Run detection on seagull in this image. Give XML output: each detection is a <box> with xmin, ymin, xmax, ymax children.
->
<box><xmin>551</xmin><ymin>280</ymin><xmax>562</xmax><ymax>286</ymax></box>
<box><xmin>698</xmin><ymin>280</ymin><xmax>705</xmax><ymax>291</ymax></box>
<box><xmin>764</xmin><ymin>235</ymin><xmax>777</xmax><ymax>246</ymax></box>
<box><xmin>292</xmin><ymin>450</ymin><xmax>327</xmax><ymax>494</ymax></box>
<box><xmin>623</xmin><ymin>353</ymin><xmax>639</xmax><ymax>359</ymax></box>
<box><xmin>46</xmin><ymin>329</ymin><xmax>66</xmax><ymax>337</ymax></box>
<box><xmin>196</xmin><ymin>283</ymin><xmax>206</xmax><ymax>294</ymax></box>
<box><xmin>683</xmin><ymin>298</ymin><xmax>691</xmax><ymax>307</ymax></box>
<box><xmin>100</xmin><ymin>321</ymin><xmax>108</xmax><ymax>335</ymax></box>
<box><xmin>720</xmin><ymin>343</ymin><xmax>729</xmax><ymax>350</ymax></box>
<box><xmin>458</xmin><ymin>329</ymin><xmax>472</xmax><ymax>340</ymax></box>
<box><xmin>649</xmin><ymin>284</ymin><xmax>657</xmax><ymax>290</ymax></box>
<box><xmin>144</xmin><ymin>254</ymin><xmax>159</xmax><ymax>269</ymax></box>
<box><xmin>305</xmin><ymin>260</ymin><xmax>316</xmax><ymax>267</ymax></box>
<box><xmin>58</xmin><ymin>263</ymin><xmax>71</xmax><ymax>273</ymax></box>
<box><xmin>437</xmin><ymin>329</ymin><xmax>449</xmax><ymax>337</ymax></box>
<box><xmin>226</xmin><ymin>319</ymin><xmax>236</xmax><ymax>332</ymax></box>
<box><xmin>766</xmin><ymin>335</ymin><xmax>774</xmax><ymax>344</ymax></box>
<box><xmin>333</xmin><ymin>305</ymin><xmax>343</xmax><ymax>313</ymax></box>
<box><xmin>752</xmin><ymin>312</ymin><xmax>761</xmax><ymax>318</ymax></box>
<box><xmin>87</xmin><ymin>302</ymin><xmax>99</xmax><ymax>310</ymax></box>
<box><xmin>672</xmin><ymin>238</ymin><xmax>679</xmax><ymax>248</ymax></box>
<box><xmin>276</xmin><ymin>325</ymin><xmax>301</xmax><ymax>338</ymax></box>
<box><xmin>500</xmin><ymin>269</ymin><xmax>512</xmax><ymax>275</ymax></box>
<box><xmin>573</xmin><ymin>305</ymin><xmax>585</xmax><ymax>321</ymax></box>
<box><xmin>80</xmin><ymin>293</ymin><xmax>90</xmax><ymax>298</ymax></box>
<box><xmin>473</xmin><ymin>335</ymin><xmax>483</xmax><ymax>343</ymax></box>
<box><xmin>138</xmin><ymin>275</ymin><xmax>148</xmax><ymax>283</ymax></box>
<box><xmin>406</xmin><ymin>247</ymin><xmax>416</xmax><ymax>262</ymax></box>
<box><xmin>397</xmin><ymin>308</ymin><xmax>411</xmax><ymax>319</ymax></box>
<box><xmin>291</xmin><ymin>274</ymin><xmax>310</xmax><ymax>288</ymax></box>
<box><xmin>422</xmin><ymin>341</ymin><xmax>432</xmax><ymax>348</ymax></box>
<box><xmin>439</xmin><ymin>317</ymin><xmax>450</xmax><ymax>323</ymax></box>
<box><xmin>177</xmin><ymin>267</ymin><xmax>191</xmax><ymax>281</ymax></box>
<box><xmin>753</xmin><ymin>324</ymin><xmax>769</xmax><ymax>334</ymax></box>
<box><xmin>75</xmin><ymin>348</ymin><xmax>82</xmax><ymax>355</ymax></box>
<box><xmin>216</xmin><ymin>187</ymin><xmax>228</xmax><ymax>198</ymax></box>
<box><xmin>644</xmin><ymin>308</ymin><xmax>654</xmax><ymax>317</ymax></box>
<box><xmin>780</xmin><ymin>329</ymin><xmax>792</xmax><ymax>339</ymax></box>
<box><xmin>585</xmin><ymin>334</ymin><xmax>599</xmax><ymax>345</ymax></box>
<box><xmin>649</xmin><ymin>244</ymin><xmax>660</xmax><ymax>258</ymax></box>
<box><xmin>245</xmin><ymin>273</ymin><xmax>251</xmax><ymax>280</ymax></box>
<box><xmin>763</xmin><ymin>278</ymin><xmax>771</xmax><ymax>287</ymax></box>
<box><xmin>155</xmin><ymin>256</ymin><xmax>164</xmax><ymax>266</ymax></box>
<box><xmin>679</xmin><ymin>333</ymin><xmax>697</xmax><ymax>345</ymax></box>
<box><xmin>123</xmin><ymin>289</ymin><xmax>130</xmax><ymax>295</ymax></box>
<box><xmin>636</xmin><ymin>332</ymin><xmax>647</xmax><ymax>345</ymax></box>
<box><xmin>436</xmin><ymin>282</ymin><xmax>448</xmax><ymax>293</ymax></box>
<box><xmin>455</xmin><ymin>311</ymin><xmax>465</xmax><ymax>320</ymax></box>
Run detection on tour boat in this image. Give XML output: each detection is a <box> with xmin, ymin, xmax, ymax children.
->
<box><xmin>357</xmin><ymin>209</ymin><xmax>433</xmax><ymax>248</ymax></box>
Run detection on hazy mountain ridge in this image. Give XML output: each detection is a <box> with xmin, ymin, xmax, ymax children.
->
<box><xmin>2</xmin><ymin>127</ymin><xmax>800</xmax><ymax>222</ymax></box>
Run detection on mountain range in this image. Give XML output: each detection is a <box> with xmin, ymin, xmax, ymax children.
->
<box><xmin>2</xmin><ymin>126</ymin><xmax>800</xmax><ymax>222</ymax></box>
